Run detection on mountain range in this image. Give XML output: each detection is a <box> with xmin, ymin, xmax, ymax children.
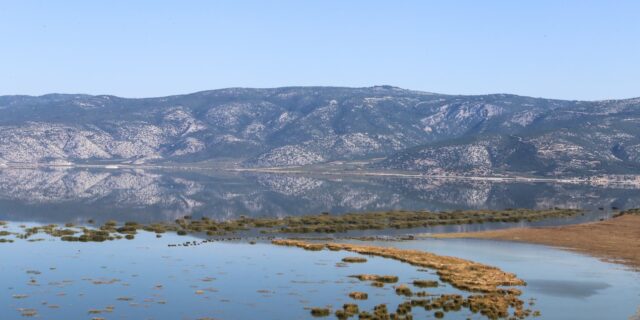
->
<box><xmin>1</xmin><ymin>86</ymin><xmax>639</xmax><ymax>177</ymax></box>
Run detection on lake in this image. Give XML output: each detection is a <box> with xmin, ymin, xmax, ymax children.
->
<box><xmin>0</xmin><ymin>167</ymin><xmax>637</xmax><ymax>224</ymax></box>
<box><xmin>1</xmin><ymin>167</ymin><xmax>639</xmax><ymax>319</ymax></box>
<box><xmin>2</xmin><ymin>229</ymin><xmax>639</xmax><ymax>319</ymax></box>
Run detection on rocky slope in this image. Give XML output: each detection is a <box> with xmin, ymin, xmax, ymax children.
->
<box><xmin>0</xmin><ymin>87</ymin><xmax>639</xmax><ymax>176</ymax></box>
<box><xmin>378</xmin><ymin>98</ymin><xmax>640</xmax><ymax>176</ymax></box>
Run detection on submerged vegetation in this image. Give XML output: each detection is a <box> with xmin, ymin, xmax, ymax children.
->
<box><xmin>272</xmin><ymin>239</ymin><xmax>536</xmax><ymax>319</ymax></box>
<box><xmin>0</xmin><ymin>208</ymin><xmax>581</xmax><ymax>243</ymax></box>
<box><xmin>348</xmin><ymin>292</ymin><xmax>368</xmax><ymax>300</ymax></box>
<box><xmin>413</xmin><ymin>279</ymin><xmax>439</xmax><ymax>288</ymax></box>
<box><xmin>342</xmin><ymin>256</ymin><xmax>367</xmax><ymax>263</ymax></box>
<box><xmin>310</xmin><ymin>307</ymin><xmax>331</xmax><ymax>317</ymax></box>
<box><xmin>394</xmin><ymin>284</ymin><xmax>413</xmax><ymax>297</ymax></box>
<box><xmin>350</xmin><ymin>274</ymin><xmax>399</xmax><ymax>283</ymax></box>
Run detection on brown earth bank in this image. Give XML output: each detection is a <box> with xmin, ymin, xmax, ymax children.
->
<box><xmin>428</xmin><ymin>210</ymin><xmax>640</xmax><ymax>270</ymax></box>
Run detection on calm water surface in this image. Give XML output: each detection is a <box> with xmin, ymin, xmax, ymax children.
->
<box><xmin>1</xmin><ymin>230</ymin><xmax>638</xmax><ymax>319</ymax></box>
<box><xmin>367</xmin><ymin>239</ymin><xmax>640</xmax><ymax>319</ymax></box>
<box><xmin>0</xmin><ymin>230</ymin><xmax>474</xmax><ymax>319</ymax></box>
<box><xmin>0</xmin><ymin>167</ymin><xmax>637</xmax><ymax>224</ymax></box>
<box><xmin>1</xmin><ymin>167</ymin><xmax>639</xmax><ymax>319</ymax></box>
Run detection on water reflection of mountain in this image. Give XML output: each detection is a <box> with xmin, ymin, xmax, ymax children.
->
<box><xmin>0</xmin><ymin>167</ymin><xmax>639</xmax><ymax>224</ymax></box>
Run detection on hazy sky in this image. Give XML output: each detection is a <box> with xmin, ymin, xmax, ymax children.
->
<box><xmin>1</xmin><ymin>0</ymin><xmax>638</xmax><ymax>100</ymax></box>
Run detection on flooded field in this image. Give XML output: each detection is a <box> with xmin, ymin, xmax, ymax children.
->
<box><xmin>2</xmin><ymin>228</ymin><xmax>639</xmax><ymax>319</ymax></box>
<box><xmin>0</xmin><ymin>230</ymin><xmax>485</xmax><ymax>319</ymax></box>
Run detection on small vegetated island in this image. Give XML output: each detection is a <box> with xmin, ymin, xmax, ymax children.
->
<box><xmin>0</xmin><ymin>208</ymin><xmax>580</xmax><ymax>243</ymax></box>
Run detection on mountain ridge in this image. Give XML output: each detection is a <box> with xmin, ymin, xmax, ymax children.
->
<box><xmin>0</xmin><ymin>86</ymin><xmax>639</xmax><ymax>177</ymax></box>
<box><xmin>4</xmin><ymin>86</ymin><xmax>637</xmax><ymax>102</ymax></box>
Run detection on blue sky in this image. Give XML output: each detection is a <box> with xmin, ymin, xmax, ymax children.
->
<box><xmin>1</xmin><ymin>0</ymin><xmax>638</xmax><ymax>100</ymax></box>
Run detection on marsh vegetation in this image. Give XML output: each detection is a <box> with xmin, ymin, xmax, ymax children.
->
<box><xmin>0</xmin><ymin>208</ymin><xmax>582</xmax><ymax>244</ymax></box>
<box><xmin>273</xmin><ymin>239</ymin><xmax>536</xmax><ymax>319</ymax></box>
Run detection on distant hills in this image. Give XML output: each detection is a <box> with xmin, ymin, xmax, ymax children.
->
<box><xmin>1</xmin><ymin>86</ymin><xmax>639</xmax><ymax>177</ymax></box>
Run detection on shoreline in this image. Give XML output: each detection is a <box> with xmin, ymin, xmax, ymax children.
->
<box><xmin>2</xmin><ymin>162</ymin><xmax>640</xmax><ymax>187</ymax></box>
<box><xmin>424</xmin><ymin>212</ymin><xmax>640</xmax><ymax>270</ymax></box>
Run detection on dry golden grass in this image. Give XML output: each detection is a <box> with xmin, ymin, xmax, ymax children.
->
<box><xmin>272</xmin><ymin>239</ymin><xmax>531</xmax><ymax>318</ymax></box>
<box><xmin>274</xmin><ymin>239</ymin><xmax>525</xmax><ymax>293</ymax></box>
